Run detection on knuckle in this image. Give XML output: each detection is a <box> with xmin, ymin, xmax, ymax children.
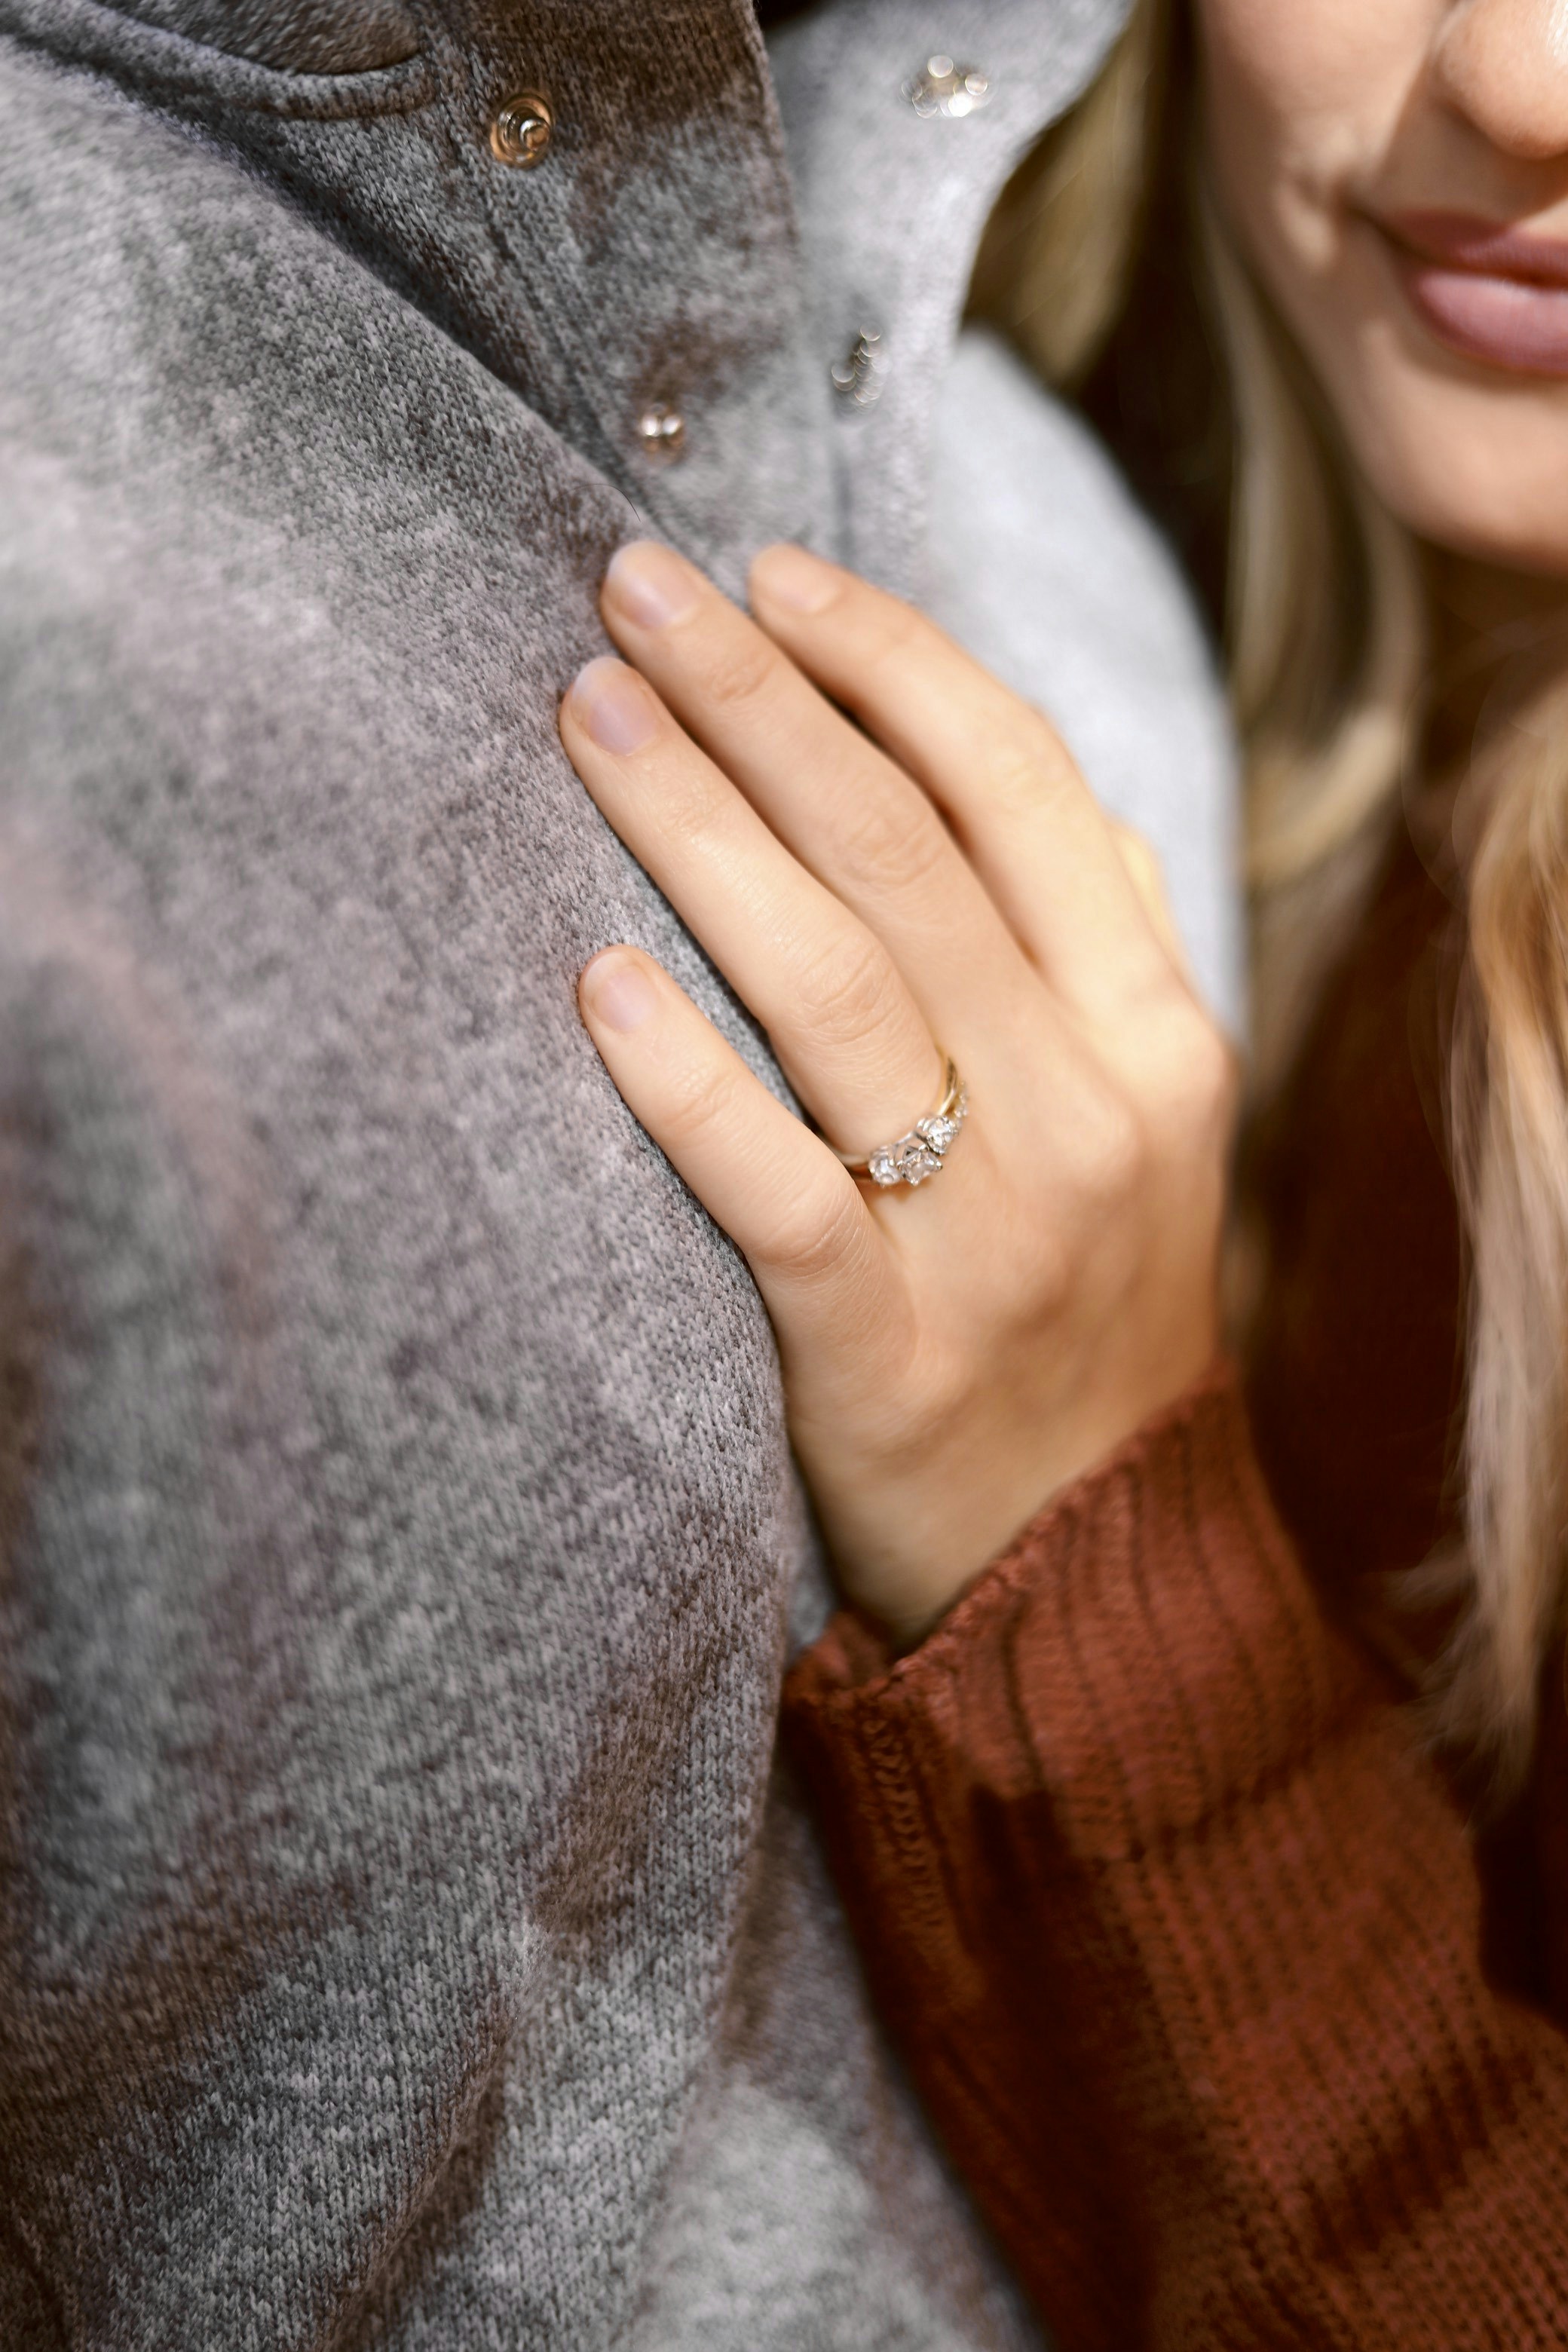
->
<box><xmin>1089</xmin><ymin>1092</ymin><xmax>1150</xmax><ymax>1204</ymax></box>
<box><xmin>833</xmin><ymin>787</ymin><xmax>950</xmax><ymax>898</ymax></box>
<box><xmin>856</xmin><ymin>596</ymin><xmax>929</xmax><ymax>683</ymax></box>
<box><xmin>659</xmin><ymin>1053</ymin><xmax>737</xmax><ymax>1149</ymax></box>
<box><xmin>981</xmin><ymin>730</ymin><xmax>1070</xmax><ymax>825</ymax></box>
<box><xmin>758</xmin><ymin>1174</ymin><xmax>864</xmax><ymax>1285</ymax></box>
<box><xmin>1189</xmin><ymin>1024</ymin><xmax>1239</xmax><ymax>1126</ymax></box>
<box><xmin>694</xmin><ymin>629</ymin><xmax>778</xmax><ymax>715</ymax></box>
<box><xmin>656</xmin><ymin>760</ymin><xmax>726</xmax><ymax>848</ymax></box>
<box><xmin>981</xmin><ymin>738</ymin><xmax>1043</xmax><ymax>820</ymax></box>
<box><xmin>1148</xmin><ymin>1010</ymin><xmax>1237</xmax><ymax>1137</ymax></box>
<box><xmin>1058</xmin><ymin>1074</ymin><xmax>1147</xmax><ymax>1211</ymax></box>
<box><xmin>793</xmin><ymin>927</ymin><xmax>898</xmax><ymax>1051</ymax></box>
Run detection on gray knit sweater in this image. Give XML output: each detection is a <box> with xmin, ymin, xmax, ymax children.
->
<box><xmin>0</xmin><ymin>2</ymin><xmax>1235</xmax><ymax>2344</ymax></box>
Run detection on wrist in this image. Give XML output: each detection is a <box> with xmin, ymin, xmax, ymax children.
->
<box><xmin>816</xmin><ymin>1328</ymin><xmax>1224</xmax><ymax>1645</ymax></box>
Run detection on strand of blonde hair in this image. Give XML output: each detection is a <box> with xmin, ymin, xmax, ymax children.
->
<box><xmin>985</xmin><ymin>0</ymin><xmax>1568</xmax><ymax>1774</ymax></box>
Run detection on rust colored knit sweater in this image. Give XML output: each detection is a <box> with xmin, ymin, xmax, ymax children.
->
<box><xmin>783</xmin><ymin>825</ymin><xmax>1568</xmax><ymax>2349</ymax></box>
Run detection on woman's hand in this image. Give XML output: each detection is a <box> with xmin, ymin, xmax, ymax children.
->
<box><xmin>562</xmin><ymin>541</ymin><xmax>1233</xmax><ymax>1643</ymax></box>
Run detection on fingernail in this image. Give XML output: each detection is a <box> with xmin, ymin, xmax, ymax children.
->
<box><xmin>751</xmin><ymin>541</ymin><xmax>839</xmax><ymax>614</ymax></box>
<box><xmin>581</xmin><ymin>950</ymin><xmax>659</xmax><ymax>1033</ymax></box>
<box><xmin>605</xmin><ymin>541</ymin><xmax>701</xmax><ymax>629</ymax></box>
<box><xmin>567</xmin><ymin>657</ymin><xmax>659</xmax><ymax>755</ymax></box>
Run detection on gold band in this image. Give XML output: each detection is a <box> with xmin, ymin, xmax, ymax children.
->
<box><xmin>834</xmin><ymin>1054</ymin><xmax>969</xmax><ymax>1189</ymax></box>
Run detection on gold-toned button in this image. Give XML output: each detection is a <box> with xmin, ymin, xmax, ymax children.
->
<box><xmin>490</xmin><ymin>91</ymin><xmax>553</xmax><ymax>168</ymax></box>
<box><xmin>636</xmin><ymin>403</ymin><xmax>686</xmax><ymax>464</ymax></box>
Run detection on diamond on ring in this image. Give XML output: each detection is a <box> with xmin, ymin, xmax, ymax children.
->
<box><xmin>836</xmin><ymin>1058</ymin><xmax>969</xmax><ymax>1189</ymax></box>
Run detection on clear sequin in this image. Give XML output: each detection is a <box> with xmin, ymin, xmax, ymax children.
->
<box><xmin>903</xmin><ymin>57</ymin><xmax>992</xmax><ymax>118</ymax></box>
<box><xmin>830</xmin><ymin>327</ymin><xmax>886</xmax><ymax>410</ymax></box>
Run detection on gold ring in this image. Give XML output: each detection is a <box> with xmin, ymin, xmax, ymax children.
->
<box><xmin>832</xmin><ymin>1055</ymin><xmax>968</xmax><ymax>1189</ymax></box>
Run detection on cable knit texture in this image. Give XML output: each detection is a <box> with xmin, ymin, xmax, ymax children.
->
<box><xmin>0</xmin><ymin>0</ymin><xmax>1243</xmax><ymax>2344</ymax></box>
<box><xmin>785</xmin><ymin>827</ymin><xmax>1568</xmax><ymax>2348</ymax></box>
<box><xmin>786</xmin><ymin>1372</ymin><xmax>1568</xmax><ymax>2348</ymax></box>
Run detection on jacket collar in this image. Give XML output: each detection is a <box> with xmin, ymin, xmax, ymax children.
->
<box><xmin>2</xmin><ymin>0</ymin><xmax>1129</xmax><ymax>590</ymax></box>
<box><xmin>771</xmin><ymin>0</ymin><xmax>1129</xmax><ymax>590</ymax></box>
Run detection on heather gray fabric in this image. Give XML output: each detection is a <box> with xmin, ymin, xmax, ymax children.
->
<box><xmin>100</xmin><ymin>0</ymin><xmax>420</xmax><ymax>74</ymax></box>
<box><xmin>0</xmin><ymin>2</ymin><xmax>1233</xmax><ymax>2346</ymax></box>
<box><xmin>928</xmin><ymin>328</ymin><xmax>1241</xmax><ymax>1025</ymax></box>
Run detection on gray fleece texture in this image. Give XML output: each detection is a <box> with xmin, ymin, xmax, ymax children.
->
<box><xmin>0</xmin><ymin>2</ymin><xmax>1233</xmax><ymax>2346</ymax></box>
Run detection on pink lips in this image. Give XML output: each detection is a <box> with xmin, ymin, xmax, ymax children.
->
<box><xmin>1379</xmin><ymin>209</ymin><xmax>1568</xmax><ymax>378</ymax></box>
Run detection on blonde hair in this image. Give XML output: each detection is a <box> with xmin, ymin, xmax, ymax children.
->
<box><xmin>978</xmin><ymin>0</ymin><xmax>1568</xmax><ymax>1777</ymax></box>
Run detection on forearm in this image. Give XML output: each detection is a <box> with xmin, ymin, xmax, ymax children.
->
<box><xmin>786</xmin><ymin>1370</ymin><xmax>1568</xmax><ymax>2350</ymax></box>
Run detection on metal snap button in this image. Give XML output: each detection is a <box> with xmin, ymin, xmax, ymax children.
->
<box><xmin>831</xmin><ymin>326</ymin><xmax>885</xmax><ymax>409</ymax></box>
<box><xmin>636</xmin><ymin>404</ymin><xmax>686</xmax><ymax>464</ymax></box>
<box><xmin>904</xmin><ymin>56</ymin><xmax>992</xmax><ymax>118</ymax></box>
<box><xmin>490</xmin><ymin>91</ymin><xmax>553</xmax><ymax>168</ymax></box>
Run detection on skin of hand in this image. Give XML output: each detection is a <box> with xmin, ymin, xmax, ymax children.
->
<box><xmin>561</xmin><ymin>540</ymin><xmax>1233</xmax><ymax>1643</ymax></box>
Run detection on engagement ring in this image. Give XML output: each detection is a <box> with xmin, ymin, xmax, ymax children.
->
<box><xmin>832</xmin><ymin>1055</ymin><xmax>968</xmax><ymax>1188</ymax></box>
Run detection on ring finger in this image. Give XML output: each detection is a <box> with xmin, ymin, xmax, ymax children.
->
<box><xmin>561</xmin><ymin>654</ymin><xmax>944</xmax><ymax>1162</ymax></box>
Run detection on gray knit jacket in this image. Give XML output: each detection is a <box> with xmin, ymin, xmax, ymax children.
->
<box><xmin>0</xmin><ymin>2</ymin><xmax>1236</xmax><ymax>2344</ymax></box>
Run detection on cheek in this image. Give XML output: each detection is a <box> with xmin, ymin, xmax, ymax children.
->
<box><xmin>1188</xmin><ymin>0</ymin><xmax>1568</xmax><ymax>571</ymax></box>
<box><xmin>1196</xmin><ymin>0</ymin><xmax>1399</xmax><ymax>113</ymax></box>
<box><xmin>1196</xmin><ymin>0</ymin><xmax>1432</xmax><ymax>267</ymax></box>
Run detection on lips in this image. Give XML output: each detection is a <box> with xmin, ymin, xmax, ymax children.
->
<box><xmin>1378</xmin><ymin>209</ymin><xmax>1568</xmax><ymax>377</ymax></box>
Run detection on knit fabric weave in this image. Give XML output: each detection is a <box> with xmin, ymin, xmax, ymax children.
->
<box><xmin>0</xmin><ymin>1</ymin><xmax>1236</xmax><ymax>2342</ymax></box>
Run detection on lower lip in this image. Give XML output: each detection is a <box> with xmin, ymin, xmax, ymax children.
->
<box><xmin>1389</xmin><ymin>242</ymin><xmax>1568</xmax><ymax>377</ymax></box>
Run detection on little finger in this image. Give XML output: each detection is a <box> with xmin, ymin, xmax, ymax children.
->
<box><xmin>577</xmin><ymin>947</ymin><xmax>893</xmax><ymax>1339</ymax></box>
<box><xmin>562</xmin><ymin>657</ymin><xmax>944</xmax><ymax>1164</ymax></box>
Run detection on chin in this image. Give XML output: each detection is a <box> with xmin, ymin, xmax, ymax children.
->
<box><xmin>1362</xmin><ymin>393</ymin><xmax>1568</xmax><ymax>577</ymax></box>
<box><xmin>1312</xmin><ymin>316</ymin><xmax>1568</xmax><ymax>577</ymax></box>
<box><xmin>1283</xmin><ymin>231</ymin><xmax>1568</xmax><ymax>577</ymax></box>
